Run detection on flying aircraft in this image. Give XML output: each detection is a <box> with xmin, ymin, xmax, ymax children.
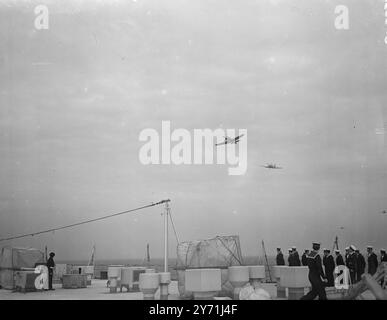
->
<box><xmin>261</xmin><ymin>163</ymin><xmax>283</xmax><ymax>169</ymax></box>
<box><xmin>382</xmin><ymin>210</ymin><xmax>386</xmax><ymax>215</ymax></box>
<box><xmin>215</xmin><ymin>134</ymin><xmax>245</xmax><ymax>146</ymax></box>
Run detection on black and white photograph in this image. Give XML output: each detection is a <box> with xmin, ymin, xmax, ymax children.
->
<box><xmin>0</xmin><ymin>0</ymin><xmax>386</xmax><ymax>306</ymax></box>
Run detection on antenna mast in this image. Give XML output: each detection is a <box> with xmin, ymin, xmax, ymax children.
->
<box><xmin>261</xmin><ymin>240</ymin><xmax>272</xmax><ymax>282</ymax></box>
<box><xmin>332</xmin><ymin>236</ymin><xmax>339</xmax><ymax>252</ymax></box>
<box><xmin>146</xmin><ymin>243</ymin><xmax>150</xmax><ymax>267</ymax></box>
<box><xmin>162</xmin><ymin>200</ymin><xmax>171</xmax><ymax>272</ymax></box>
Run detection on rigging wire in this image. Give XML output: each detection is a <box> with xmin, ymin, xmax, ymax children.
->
<box><xmin>168</xmin><ymin>207</ymin><xmax>180</xmax><ymax>244</ymax></box>
<box><xmin>0</xmin><ymin>199</ymin><xmax>170</xmax><ymax>242</ymax></box>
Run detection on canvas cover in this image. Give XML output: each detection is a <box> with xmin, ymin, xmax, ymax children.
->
<box><xmin>0</xmin><ymin>246</ymin><xmax>45</xmax><ymax>289</ymax></box>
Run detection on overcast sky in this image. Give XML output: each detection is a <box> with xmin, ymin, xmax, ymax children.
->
<box><xmin>0</xmin><ymin>0</ymin><xmax>386</xmax><ymax>261</ymax></box>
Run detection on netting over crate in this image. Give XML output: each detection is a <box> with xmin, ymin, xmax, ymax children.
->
<box><xmin>176</xmin><ymin>235</ymin><xmax>243</xmax><ymax>269</ymax></box>
<box><xmin>176</xmin><ymin>235</ymin><xmax>244</xmax><ymax>298</ymax></box>
<box><xmin>0</xmin><ymin>246</ymin><xmax>45</xmax><ymax>289</ymax></box>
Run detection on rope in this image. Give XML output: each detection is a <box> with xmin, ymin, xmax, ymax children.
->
<box><xmin>0</xmin><ymin>199</ymin><xmax>170</xmax><ymax>242</ymax></box>
<box><xmin>168</xmin><ymin>208</ymin><xmax>180</xmax><ymax>244</ymax></box>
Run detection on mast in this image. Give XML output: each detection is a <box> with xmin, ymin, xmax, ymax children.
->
<box><xmin>163</xmin><ymin>200</ymin><xmax>170</xmax><ymax>272</ymax></box>
<box><xmin>332</xmin><ymin>236</ymin><xmax>339</xmax><ymax>252</ymax></box>
<box><xmin>261</xmin><ymin>240</ymin><xmax>272</xmax><ymax>282</ymax></box>
<box><xmin>88</xmin><ymin>244</ymin><xmax>95</xmax><ymax>267</ymax></box>
<box><xmin>146</xmin><ymin>243</ymin><xmax>150</xmax><ymax>267</ymax></box>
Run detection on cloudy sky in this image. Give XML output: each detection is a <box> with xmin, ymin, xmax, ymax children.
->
<box><xmin>0</xmin><ymin>0</ymin><xmax>386</xmax><ymax>261</ymax></box>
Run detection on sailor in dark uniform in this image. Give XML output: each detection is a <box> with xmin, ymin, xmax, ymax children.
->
<box><xmin>380</xmin><ymin>249</ymin><xmax>387</xmax><ymax>287</ymax></box>
<box><xmin>347</xmin><ymin>245</ymin><xmax>357</xmax><ymax>284</ymax></box>
<box><xmin>323</xmin><ymin>249</ymin><xmax>335</xmax><ymax>287</ymax></box>
<box><xmin>47</xmin><ymin>252</ymin><xmax>56</xmax><ymax>291</ymax></box>
<box><xmin>300</xmin><ymin>242</ymin><xmax>327</xmax><ymax>300</ymax></box>
<box><xmin>355</xmin><ymin>249</ymin><xmax>366</xmax><ymax>283</ymax></box>
<box><xmin>335</xmin><ymin>250</ymin><xmax>345</xmax><ymax>266</ymax></box>
<box><xmin>301</xmin><ymin>249</ymin><xmax>310</xmax><ymax>266</ymax></box>
<box><xmin>381</xmin><ymin>249</ymin><xmax>387</xmax><ymax>263</ymax></box>
<box><xmin>367</xmin><ymin>246</ymin><xmax>378</xmax><ymax>275</ymax></box>
<box><xmin>344</xmin><ymin>247</ymin><xmax>350</xmax><ymax>266</ymax></box>
<box><xmin>288</xmin><ymin>248</ymin><xmax>293</xmax><ymax>266</ymax></box>
<box><xmin>292</xmin><ymin>246</ymin><xmax>301</xmax><ymax>266</ymax></box>
<box><xmin>276</xmin><ymin>247</ymin><xmax>285</xmax><ymax>266</ymax></box>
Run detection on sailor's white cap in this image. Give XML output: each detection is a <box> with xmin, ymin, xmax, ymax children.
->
<box><xmin>334</xmin><ymin>249</ymin><xmax>340</xmax><ymax>253</ymax></box>
<box><xmin>367</xmin><ymin>245</ymin><xmax>373</xmax><ymax>249</ymax></box>
<box><xmin>350</xmin><ymin>245</ymin><xmax>356</xmax><ymax>251</ymax></box>
<box><xmin>381</xmin><ymin>249</ymin><xmax>386</xmax><ymax>252</ymax></box>
<box><xmin>345</xmin><ymin>247</ymin><xmax>349</xmax><ymax>250</ymax></box>
<box><xmin>292</xmin><ymin>246</ymin><xmax>297</xmax><ymax>249</ymax></box>
<box><xmin>305</xmin><ymin>248</ymin><xmax>310</xmax><ymax>252</ymax></box>
<box><xmin>288</xmin><ymin>248</ymin><xmax>292</xmax><ymax>251</ymax></box>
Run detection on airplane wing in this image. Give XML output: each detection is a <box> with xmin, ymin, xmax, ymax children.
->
<box><xmin>215</xmin><ymin>141</ymin><xmax>227</xmax><ymax>146</ymax></box>
<box><xmin>234</xmin><ymin>134</ymin><xmax>245</xmax><ymax>142</ymax></box>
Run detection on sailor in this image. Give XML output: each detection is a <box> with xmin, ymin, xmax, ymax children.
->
<box><xmin>292</xmin><ymin>246</ymin><xmax>301</xmax><ymax>266</ymax></box>
<box><xmin>300</xmin><ymin>242</ymin><xmax>327</xmax><ymax>300</ymax></box>
<box><xmin>347</xmin><ymin>245</ymin><xmax>357</xmax><ymax>284</ymax></box>
<box><xmin>367</xmin><ymin>246</ymin><xmax>378</xmax><ymax>275</ymax></box>
<box><xmin>47</xmin><ymin>252</ymin><xmax>56</xmax><ymax>291</ymax></box>
<box><xmin>323</xmin><ymin>249</ymin><xmax>335</xmax><ymax>287</ymax></box>
<box><xmin>301</xmin><ymin>249</ymin><xmax>309</xmax><ymax>266</ymax></box>
<box><xmin>344</xmin><ymin>247</ymin><xmax>350</xmax><ymax>266</ymax></box>
<box><xmin>381</xmin><ymin>249</ymin><xmax>387</xmax><ymax>263</ymax></box>
<box><xmin>380</xmin><ymin>249</ymin><xmax>387</xmax><ymax>287</ymax></box>
<box><xmin>288</xmin><ymin>248</ymin><xmax>293</xmax><ymax>266</ymax></box>
<box><xmin>335</xmin><ymin>249</ymin><xmax>345</xmax><ymax>266</ymax></box>
<box><xmin>276</xmin><ymin>247</ymin><xmax>285</xmax><ymax>266</ymax></box>
<box><xmin>355</xmin><ymin>249</ymin><xmax>366</xmax><ymax>283</ymax></box>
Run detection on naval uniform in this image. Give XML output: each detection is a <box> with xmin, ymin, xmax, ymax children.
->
<box><xmin>301</xmin><ymin>253</ymin><xmax>308</xmax><ymax>266</ymax></box>
<box><xmin>346</xmin><ymin>252</ymin><xmax>358</xmax><ymax>284</ymax></box>
<box><xmin>381</xmin><ymin>253</ymin><xmax>387</xmax><ymax>287</ymax></box>
<box><xmin>47</xmin><ymin>256</ymin><xmax>55</xmax><ymax>290</ymax></box>
<box><xmin>323</xmin><ymin>254</ymin><xmax>335</xmax><ymax>287</ymax></box>
<box><xmin>300</xmin><ymin>251</ymin><xmax>327</xmax><ymax>300</ymax></box>
<box><xmin>356</xmin><ymin>253</ymin><xmax>366</xmax><ymax>283</ymax></box>
<box><xmin>293</xmin><ymin>251</ymin><xmax>301</xmax><ymax>266</ymax></box>
<box><xmin>367</xmin><ymin>252</ymin><xmax>378</xmax><ymax>275</ymax></box>
<box><xmin>336</xmin><ymin>254</ymin><xmax>345</xmax><ymax>266</ymax></box>
<box><xmin>276</xmin><ymin>252</ymin><xmax>285</xmax><ymax>266</ymax></box>
<box><xmin>288</xmin><ymin>253</ymin><xmax>294</xmax><ymax>266</ymax></box>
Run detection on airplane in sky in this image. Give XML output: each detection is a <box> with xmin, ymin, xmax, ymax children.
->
<box><xmin>382</xmin><ymin>210</ymin><xmax>386</xmax><ymax>215</ymax></box>
<box><xmin>261</xmin><ymin>163</ymin><xmax>283</xmax><ymax>169</ymax></box>
<box><xmin>215</xmin><ymin>134</ymin><xmax>245</xmax><ymax>146</ymax></box>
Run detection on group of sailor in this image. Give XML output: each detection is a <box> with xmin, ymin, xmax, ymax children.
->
<box><xmin>275</xmin><ymin>244</ymin><xmax>387</xmax><ymax>300</ymax></box>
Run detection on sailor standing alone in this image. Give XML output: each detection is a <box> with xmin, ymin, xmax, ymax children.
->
<box><xmin>300</xmin><ymin>242</ymin><xmax>327</xmax><ymax>300</ymax></box>
<box><xmin>47</xmin><ymin>252</ymin><xmax>56</xmax><ymax>291</ymax></box>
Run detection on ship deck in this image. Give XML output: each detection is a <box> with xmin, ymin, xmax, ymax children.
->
<box><xmin>0</xmin><ymin>279</ymin><xmax>376</xmax><ymax>300</ymax></box>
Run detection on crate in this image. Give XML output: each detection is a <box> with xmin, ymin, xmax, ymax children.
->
<box><xmin>14</xmin><ymin>271</ymin><xmax>38</xmax><ymax>293</ymax></box>
<box><xmin>62</xmin><ymin>274</ymin><xmax>87</xmax><ymax>289</ymax></box>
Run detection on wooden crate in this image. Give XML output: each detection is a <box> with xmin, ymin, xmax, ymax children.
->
<box><xmin>14</xmin><ymin>271</ymin><xmax>38</xmax><ymax>292</ymax></box>
<box><xmin>62</xmin><ymin>274</ymin><xmax>88</xmax><ymax>289</ymax></box>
